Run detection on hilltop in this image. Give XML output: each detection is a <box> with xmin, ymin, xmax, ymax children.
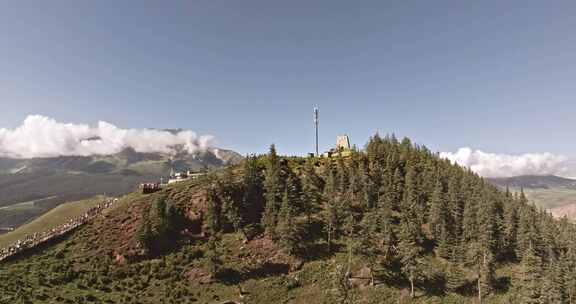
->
<box><xmin>2</xmin><ymin>136</ymin><xmax>575</xmax><ymax>303</ymax></box>
<box><xmin>0</xmin><ymin>148</ymin><xmax>242</xmax><ymax>231</ymax></box>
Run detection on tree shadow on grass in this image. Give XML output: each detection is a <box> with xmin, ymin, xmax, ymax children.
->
<box><xmin>371</xmin><ymin>260</ymin><xmax>404</xmax><ymax>288</ymax></box>
<box><xmin>296</xmin><ymin>241</ymin><xmax>344</xmax><ymax>262</ymax></box>
<box><xmin>418</xmin><ymin>272</ymin><xmax>446</xmax><ymax>297</ymax></box>
<box><xmin>493</xmin><ymin>275</ymin><xmax>511</xmax><ymax>294</ymax></box>
<box><xmin>218</xmin><ymin>262</ymin><xmax>290</xmax><ymax>285</ymax></box>
<box><xmin>456</xmin><ymin>280</ymin><xmax>478</xmax><ymax>297</ymax></box>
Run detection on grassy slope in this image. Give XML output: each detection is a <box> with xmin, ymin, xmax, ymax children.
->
<box><xmin>0</xmin><ymin>196</ymin><xmax>106</xmax><ymax>248</ymax></box>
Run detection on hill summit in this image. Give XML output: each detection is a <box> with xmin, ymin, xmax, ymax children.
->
<box><xmin>2</xmin><ymin>135</ymin><xmax>575</xmax><ymax>303</ymax></box>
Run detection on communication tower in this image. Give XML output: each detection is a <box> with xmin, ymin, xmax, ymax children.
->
<box><xmin>314</xmin><ymin>107</ymin><xmax>319</xmax><ymax>157</ymax></box>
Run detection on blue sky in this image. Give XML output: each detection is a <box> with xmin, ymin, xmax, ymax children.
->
<box><xmin>1</xmin><ymin>1</ymin><xmax>576</xmax><ymax>156</ymax></box>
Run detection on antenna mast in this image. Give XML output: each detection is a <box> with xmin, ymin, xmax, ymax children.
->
<box><xmin>314</xmin><ymin>107</ymin><xmax>319</xmax><ymax>157</ymax></box>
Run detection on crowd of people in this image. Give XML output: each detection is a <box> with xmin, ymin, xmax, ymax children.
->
<box><xmin>0</xmin><ymin>198</ymin><xmax>118</xmax><ymax>262</ymax></box>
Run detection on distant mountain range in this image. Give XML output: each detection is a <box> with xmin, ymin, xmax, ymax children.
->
<box><xmin>486</xmin><ymin>175</ymin><xmax>576</xmax><ymax>189</ymax></box>
<box><xmin>486</xmin><ymin>175</ymin><xmax>576</xmax><ymax>219</ymax></box>
<box><xmin>0</xmin><ymin>148</ymin><xmax>242</xmax><ymax>230</ymax></box>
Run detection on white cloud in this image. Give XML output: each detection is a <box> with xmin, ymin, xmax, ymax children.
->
<box><xmin>0</xmin><ymin>115</ymin><xmax>215</xmax><ymax>158</ymax></box>
<box><xmin>440</xmin><ymin>147</ymin><xmax>575</xmax><ymax>178</ymax></box>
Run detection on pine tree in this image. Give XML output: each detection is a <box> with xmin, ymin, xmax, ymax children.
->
<box><xmin>478</xmin><ymin>251</ymin><xmax>496</xmax><ymax>303</ymax></box>
<box><xmin>206</xmin><ymin>187</ymin><xmax>222</xmax><ymax>235</ymax></box>
<box><xmin>502</xmin><ymin>187</ymin><xmax>519</xmax><ymax>261</ymax></box>
<box><xmin>219</xmin><ymin>166</ymin><xmax>241</xmax><ymax>232</ymax></box>
<box><xmin>540</xmin><ymin>260</ymin><xmax>567</xmax><ymax>304</ymax></box>
<box><xmin>137</xmin><ymin>208</ymin><xmax>154</xmax><ymax>254</ymax></box>
<box><xmin>285</xmin><ymin>173</ymin><xmax>303</xmax><ymax>214</ymax></box>
<box><xmin>343</xmin><ymin>214</ymin><xmax>355</xmax><ymax>276</ymax></box>
<box><xmin>561</xmin><ymin>252</ymin><xmax>576</xmax><ymax>304</ymax></box>
<box><xmin>428</xmin><ymin>178</ymin><xmax>452</xmax><ymax>258</ymax></box>
<box><xmin>428</xmin><ymin>178</ymin><xmax>444</xmax><ymax>239</ymax></box>
<box><xmin>368</xmin><ymin>160</ymin><xmax>383</xmax><ymax>208</ymax></box>
<box><xmin>447</xmin><ymin>174</ymin><xmax>463</xmax><ymax>241</ymax></box>
<box><xmin>336</xmin><ymin>155</ymin><xmax>349</xmax><ymax>194</ymax></box>
<box><xmin>517</xmin><ymin>204</ymin><xmax>539</xmax><ymax>260</ymax></box>
<box><xmin>277</xmin><ymin>189</ymin><xmax>299</xmax><ymax>255</ymax></box>
<box><xmin>205</xmin><ymin>235</ymin><xmax>223</xmax><ymax>278</ymax></box>
<box><xmin>357</xmin><ymin>213</ymin><xmax>380</xmax><ymax>286</ymax></box>
<box><xmin>155</xmin><ymin>196</ymin><xmax>168</xmax><ymax>235</ymax></box>
<box><xmin>400</xmin><ymin>164</ymin><xmax>422</xmax><ymax>243</ymax></box>
<box><xmin>445</xmin><ymin>249</ymin><xmax>465</xmax><ymax>292</ymax></box>
<box><xmin>164</xmin><ymin>203</ymin><xmax>179</xmax><ymax>235</ymax></box>
<box><xmin>464</xmin><ymin>190</ymin><xmax>499</xmax><ymax>303</ymax></box>
<box><xmin>391</xmin><ymin>167</ymin><xmax>404</xmax><ymax>212</ymax></box>
<box><xmin>302</xmin><ymin>158</ymin><xmax>321</xmax><ymax>224</ymax></box>
<box><xmin>324</xmin><ymin>161</ymin><xmax>339</xmax><ymax>252</ymax></box>
<box><xmin>222</xmin><ymin>193</ymin><xmax>241</xmax><ymax>233</ymax></box>
<box><xmin>466</xmin><ymin>241</ymin><xmax>495</xmax><ymax>303</ymax></box>
<box><xmin>241</xmin><ymin>155</ymin><xmax>263</xmax><ymax>227</ymax></box>
<box><xmin>397</xmin><ymin>212</ymin><xmax>421</xmax><ymax>298</ymax></box>
<box><xmin>362</xmin><ymin>172</ymin><xmax>377</xmax><ymax>210</ymax></box>
<box><xmin>332</xmin><ymin>264</ymin><xmax>353</xmax><ymax>304</ymax></box>
<box><xmin>262</xmin><ymin>144</ymin><xmax>282</xmax><ymax>237</ymax></box>
<box><xmin>347</xmin><ymin>157</ymin><xmax>362</xmax><ymax>203</ymax></box>
<box><xmin>515</xmin><ymin>245</ymin><xmax>543</xmax><ymax>303</ymax></box>
<box><xmin>462</xmin><ymin>177</ymin><xmax>479</xmax><ymax>242</ymax></box>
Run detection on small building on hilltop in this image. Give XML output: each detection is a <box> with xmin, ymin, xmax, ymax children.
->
<box><xmin>336</xmin><ymin>135</ymin><xmax>351</xmax><ymax>150</ymax></box>
<box><xmin>323</xmin><ymin>135</ymin><xmax>353</xmax><ymax>158</ymax></box>
<box><xmin>168</xmin><ymin>170</ymin><xmax>206</xmax><ymax>184</ymax></box>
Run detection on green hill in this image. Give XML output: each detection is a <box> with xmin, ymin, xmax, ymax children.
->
<box><xmin>1</xmin><ymin>136</ymin><xmax>575</xmax><ymax>303</ymax></box>
<box><xmin>0</xmin><ymin>196</ymin><xmax>107</xmax><ymax>249</ymax></box>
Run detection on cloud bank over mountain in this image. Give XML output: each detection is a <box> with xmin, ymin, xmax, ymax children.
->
<box><xmin>0</xmin><ymin>115</ymin><xmax>215</xmax><ymax>159</ymax></box>
<box><xmin>441</xmin><ymin>147</ymin><xmax>576</xmax><ymax>178</ymax></box>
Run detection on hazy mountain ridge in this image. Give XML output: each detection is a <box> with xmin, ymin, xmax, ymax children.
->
<box><xmin>486</xmin><ymin>175</ymin><xmax>576</xmax><ymax>189</ymax></box>
<box><xmin>0</xmin><ymin>147</ymin><xmax>242</xmax><ymax>176</ymax></box>
<box><xmin>0</xmin><ymin>147</ymin><xmax>242</xmax><ymax>230</ymax></box>
<box><xmin>487</xmin><ymin>175</ymin><xmax>576</xmax><ymax>219</ymax></box>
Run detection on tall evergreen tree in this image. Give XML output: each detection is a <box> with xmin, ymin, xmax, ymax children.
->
<box><xmin>445</xmin><ymin>249</ymin><xmax>466</xmax><ymax>292</ymax></box>
<box><xmin>324</xmin><ymin>161</ymin><xmax>339</xmax><ymax>252</ymax></box>
<box><xmin>205</xmin><ymin>235</ymin><xmax>223</xmax><ymax>277</ymax></box>
<box><xmin>540</xmin><ymin>260</ymin><xmax>567</xmax><ymax>304</ymax></box>
<box><xmin>428</xmin><ymin>178</ymin><xmax>452</xmax><ymax>257</ymax></box>
<box><xmin>262</xmin><ymin>144</ymin><xmax>282</xmax><ymax>237</ymax></box>
<box><xmin>502</xmin><ymin>187</ymin><xmax>519</xmax><ymax>261</ymax></box>
<box><xmin>277</xmin><ymin>189</ymin><xmax>299</xmax><ymax>255</ymax></box>
<box><xmin>206</xmin><ymin>187</ymin><xmax>222</xmax><ymax>235</ymax></box>
<box><xmin>398</xmin><ymin>218</ymin><xmax>421</xmax><ymax>298</ymax></box>
<box><xmin>336</xmin><ymin>155</ymin><xmax>349</xmax><ymax>194</ymax></box>
<box><xmin>302</xmin><ymin>158</ymin><xmax>322</xmax><ymax>224</ymax></box>
<box><xmin>517</xmin><ymin>204</ymin><xmax>539</xmax><ymax>260</ymax></box>
<box><xmin>137</xmin><ymin>208</ymin><xmax>154</xmax><ymax>254</ymax></box>
<box><xmin>240</xmin><ymin>155</ymin><xmax>263</xmax><ymax>227</ymax></box>
<box><xmin>515</xmin><ymin>245</ymin><xmax>543</xmax><ymax>303</ymax></box>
